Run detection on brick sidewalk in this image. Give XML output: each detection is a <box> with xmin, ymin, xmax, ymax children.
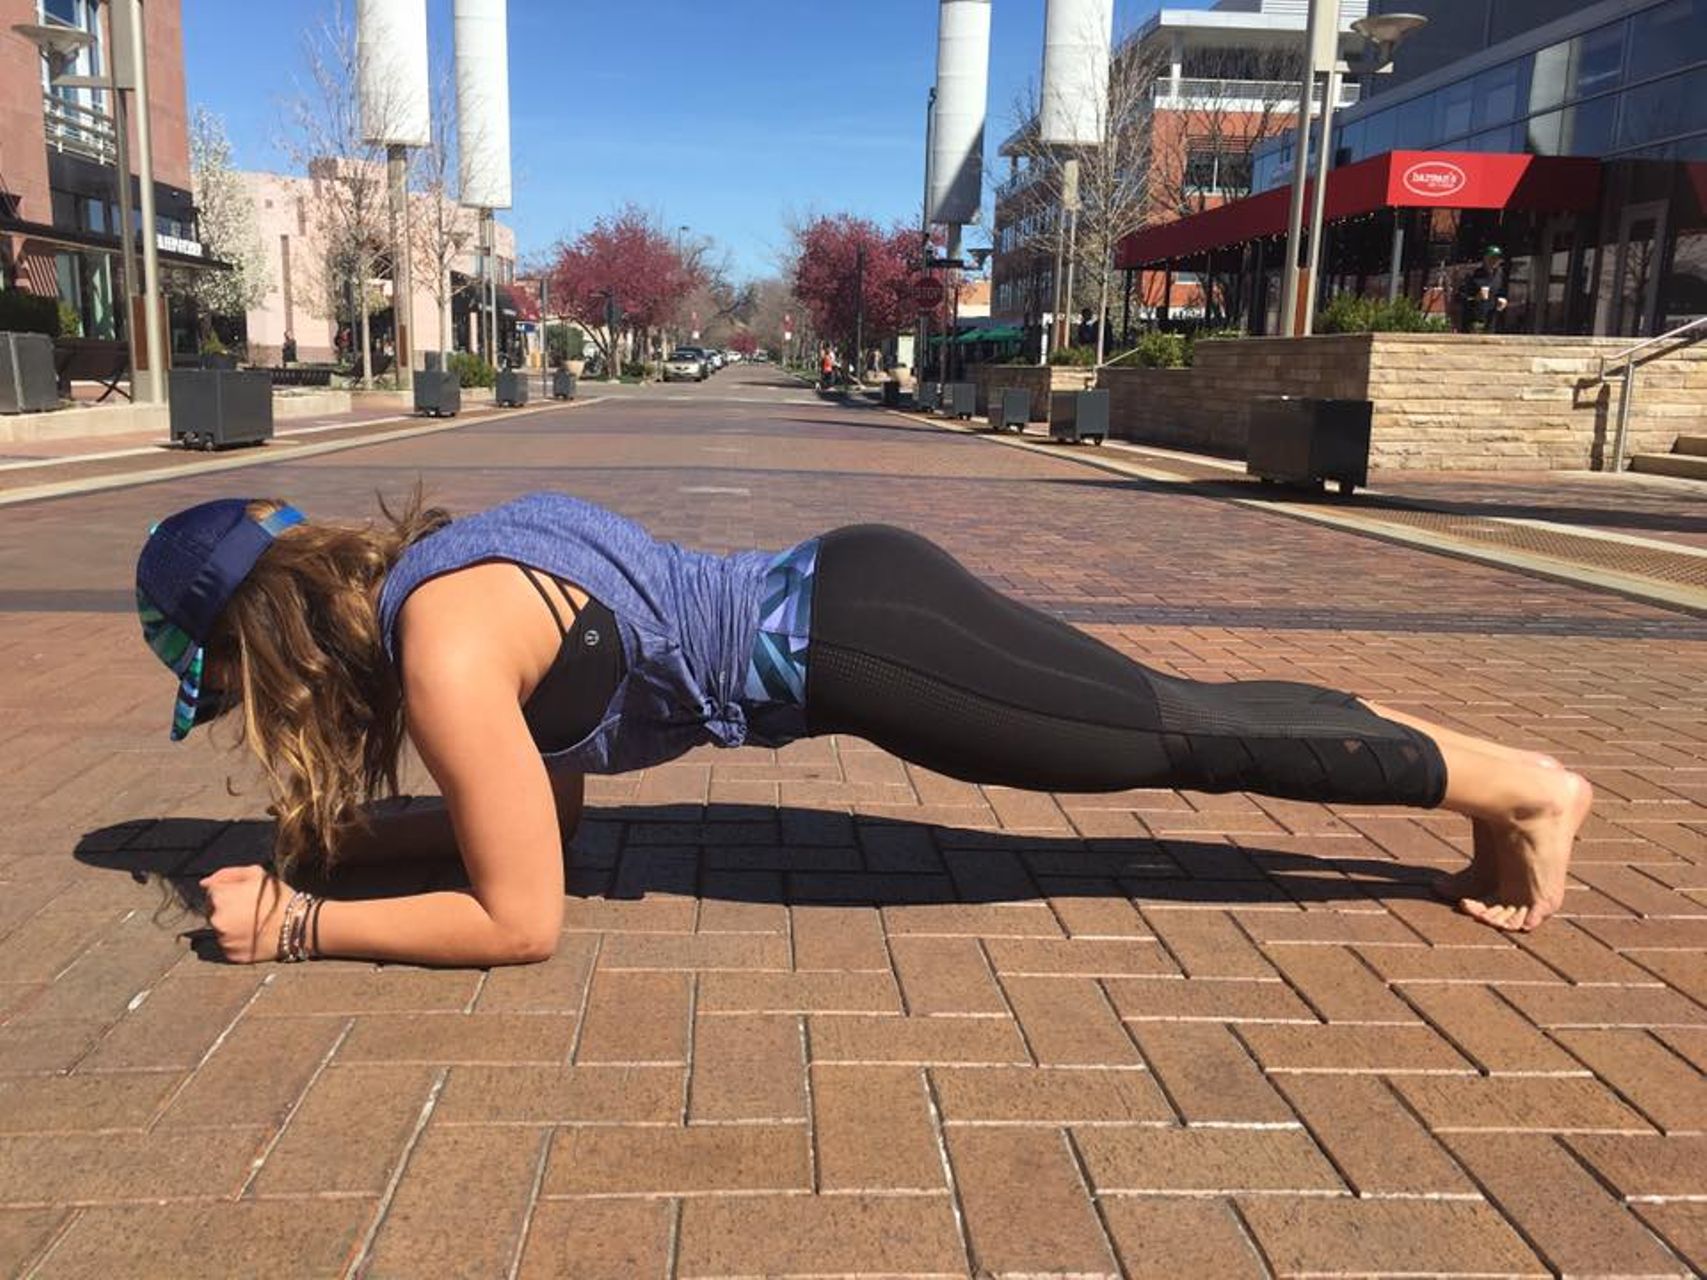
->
<box><xmin>1</xmin><ymin>374</ymin><xmax>1704</xmax><ymax>1277</ymax></box>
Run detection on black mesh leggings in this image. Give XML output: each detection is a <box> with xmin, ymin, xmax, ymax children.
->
<box><xmin>801</xmin><ymin>525</ymin><xmax>1448</xmax><ymax>807</ymax></box>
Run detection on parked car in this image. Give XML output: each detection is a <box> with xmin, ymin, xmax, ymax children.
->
<box><xmin>664</xmin><ymin>349</ymin><xmax>707</xmax><ymax>382</ymax></box>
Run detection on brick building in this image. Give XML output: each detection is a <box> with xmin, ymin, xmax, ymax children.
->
<box><xmin>0</xmin><ymin>0</ymin><xmax>210</xmax><ymax>351</ymax></box>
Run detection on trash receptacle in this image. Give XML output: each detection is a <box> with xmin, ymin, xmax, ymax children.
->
<box><xmin>917</xmin><ymin>382</ymin><xmax>940</xmax><ymax>412</ymax></box>
<box><xmin>1049</xmin><ymin>389</ymin><xmax>1109</xmax><ymax>445</ymax></box>
<box><xmin>1246</xmin><ymin>396</ymin><xmax>1371</xmax><ymax>495</ymax></box>
<box><xmin>0</xmin><ymin>332</ymin><xmax>58</xmax><ymax>414</ymax></box>
<box><xmin>552</xmin><ymin>369</ymin><xmax>577</xmax><ymax>400</ymax></box>
<box><xmin>881</xmin><ymin>380</ymin><xmax>901</xmax><ymax>407</ymax></box>
<box><xmin>992</xmin><ymin>387</ymin><xmax>1029</xmax><ymax>433</ymax></box>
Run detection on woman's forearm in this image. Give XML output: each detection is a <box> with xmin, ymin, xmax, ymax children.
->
<box><xmin>312</xmin><ymin>889</ymin><xmax>548</xmax><ymax>967</ymax></box>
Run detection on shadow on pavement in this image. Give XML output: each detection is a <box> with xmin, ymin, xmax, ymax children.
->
<box><xmin>76</xmin><ymin>804</ymin><xmax>1445</xmax><ymax>963</ymax></box>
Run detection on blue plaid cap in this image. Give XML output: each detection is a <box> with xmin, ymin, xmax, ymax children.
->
<box><xmin>135</xmin><ymin>499</ymin><xmax>305</xmax><ymax>740</ymax></box>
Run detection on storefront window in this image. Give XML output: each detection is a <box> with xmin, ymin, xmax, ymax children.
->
<box><xmin>1629</xmin><ymin>0</ymin><xmax>1707</xmax><ymax>82</ymax></box>
<box><xmin>1618</xmin><ymin>66</ymin><xmax>1707</xmax><ymax>148</ymax></box>
<box><xmin>1473</xmin><ymin>61</ymin><xmax>1526</xmax><ymax>131</ymax></box>
<box><xmin>1470</xmin><ymin>123</ymin><xmax>1521</xmax><ymax>152</ymax></box>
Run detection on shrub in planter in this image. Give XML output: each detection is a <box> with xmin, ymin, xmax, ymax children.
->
<box><xmin>1110</xmin><ymin>331</ymin><xmax>1188</xmax><ymax>369</ymax></box>
<box><xmin>1048</xmin><ymin>345</ymin><xmax>1098</xmax><ymax>367</ymax></box>
<box><xmin>621</xmin><ymin>359</ymin><xmax>650</xmax><ymax>379</ymax></box>
<box><xmin>446</xmin><ymin>351</ymin><xmax>496</xmax><ymax>387</ymax></box>
<box><xmin>1317</xmin><ymin>293</ymin><xmax>1448</xmax><ymax>334</ymax></box>
<box><xmin>58</xmin><ymin>302</ymin><xmax>83</xmax><ymax>338</ymax></box>
<box><xmin>0</xmin><ymin>290</ymin><xmax>63</xmax><ymax>338</ymax></box>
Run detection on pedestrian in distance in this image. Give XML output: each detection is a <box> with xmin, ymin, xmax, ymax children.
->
<box><xmin>136</xmin><ymin>490</ymin><xmax>1592</xmax><ymax>967</ymax></box>
<box><xmin>1458</xmin><ymin>245</ymin><xmax>1509</xmax><ymax>333</ymax></box>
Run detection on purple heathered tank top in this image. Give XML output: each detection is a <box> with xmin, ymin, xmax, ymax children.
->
<box><xmin>376</xmin><ymin>491</ymin><xmax>784</xmax><ymax>774</ymax></box>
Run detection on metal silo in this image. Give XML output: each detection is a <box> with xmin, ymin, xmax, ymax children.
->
<box><xmin>1039</xmin><ymin>0</ymin><xmax>1114</xmax><ymax>148</ymax></box>
<box><xmin>926</xmin><ymin>0</ymin><xmax>991</xmax><ymax>231</ymax></box>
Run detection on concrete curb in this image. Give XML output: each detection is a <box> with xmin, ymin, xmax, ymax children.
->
<box><xmin>884</xmin><ymin>405</ymin><xmax>1707</xmax><ymax>618</ymax></box>
<box><xmin>0</xmin><ymin>396</ymin><xmax>603</xmax><ymax>509</ymax></box>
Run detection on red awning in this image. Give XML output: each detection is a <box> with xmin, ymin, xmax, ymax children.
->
<box><xmin>1116</xmin><ymin>150</ymin><xmax>1601</xmax><ymax>269</ymax></box>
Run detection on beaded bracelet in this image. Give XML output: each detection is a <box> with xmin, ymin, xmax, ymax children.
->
<box><xmin>277</xmin><ymin>890</ymin><xmax>317</xmax><ymax>963</ymax></box>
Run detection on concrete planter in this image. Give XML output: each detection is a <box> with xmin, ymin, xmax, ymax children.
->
<box><xmin>1246</xmin><ymin>396</ymin><xmax>1372</xmax><ymax>494</ymax></box>
<box><xmin>495</xmin><ymin>370</ymin><xmax>530</xmax><ymax>407</ymax></box>
<box><xmin>1049</xmin><ymin>389</ymin><xmax>1109</xmax><ymax>445</ymax></box>
<box><xmin>168</xmin><ymin>369</ymin><xmax>273</xmax><ymax>450</ymax></box>
<box><xmin>552</xmin><ymin>370</ymin><xmax>577</xmax><ymax>400</ymax></box>
<box><xmin>991</xmin><ymin>387</ymin><xmax>1030</xmax><ymax>433</ymax></box>
<box><xmin>413</xmin><ymin>370</ymin><xmax>461</xmax><ymax>417</ymax></box>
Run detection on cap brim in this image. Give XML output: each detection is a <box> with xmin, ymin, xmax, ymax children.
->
<box><xmin>168</xmin><ymin>645</ymin><xmax>204</xmax><ymax>741</ymax></box>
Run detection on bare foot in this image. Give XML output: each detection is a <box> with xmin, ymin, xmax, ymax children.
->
<box><xmin>1458</xmin><ymin>769</ymin><xmax>1593</xmax><ymax>932</ymax></box>
<box><xmin>1432</xmin><ymin>754</ymin><xmax>1562</xmax><ymax>905</ymax></box>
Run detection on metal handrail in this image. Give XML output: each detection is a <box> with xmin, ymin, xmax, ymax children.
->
<box><xmin>1597</xmin><ymin>314</ymin><xmax>1707</xmax><ymax>473</ymax></box>
<box><xmin>1598</xmin><ymin>313</ymin><xmax>1707</xmax><ymax>379</ymax></box>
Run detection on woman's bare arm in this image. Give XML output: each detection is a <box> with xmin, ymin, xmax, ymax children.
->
<box><xmin>332</xmin><ymin>767</ymin><xmax>585</xmax><ymax>867</ymax></box>
<box><xmin>309</xmin><ymin>636</ymin><xmax>574</xmax><ymax>967</ymax></box>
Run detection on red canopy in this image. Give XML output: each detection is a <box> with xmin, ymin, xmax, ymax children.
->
<box><xmin>1116</xmin><ymin>150</ymin><xmax>1601</xmax><ymax>269</ymax></box>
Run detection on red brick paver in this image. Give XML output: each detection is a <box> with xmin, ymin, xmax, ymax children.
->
<box><xmin>1</xmin><ymin>367</ymin><xmax>1704</xmax><ymax>1276</ymax></box>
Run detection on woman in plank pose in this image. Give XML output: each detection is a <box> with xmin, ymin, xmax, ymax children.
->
<box><xmin>136</xmin><ymin>490</ymin><xmax>1590</xmax><ymax>966</ymax></box>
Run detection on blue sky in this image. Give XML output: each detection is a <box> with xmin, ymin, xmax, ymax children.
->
<box><xmin>183</xmin><ymin>0</ymin><xmax>1177</xmax><ymax>278</ymax></box>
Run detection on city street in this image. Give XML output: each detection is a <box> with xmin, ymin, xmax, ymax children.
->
<box><xmin>2</xmin><ymin>364</ymin><xmax>1705</xmax><ymax>1277</ymax></box>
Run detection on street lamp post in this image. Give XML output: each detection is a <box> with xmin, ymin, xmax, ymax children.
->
<box><xmin>1278</xmin><ymin>0</ymin><xmax>1338</xmax><ymax>338</ymax></box>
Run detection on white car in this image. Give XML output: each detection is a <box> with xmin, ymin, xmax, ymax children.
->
<box><xmin>664</xmin><ymin>350</ymin><xmax>707</xmax><ymax>382</ymax></box>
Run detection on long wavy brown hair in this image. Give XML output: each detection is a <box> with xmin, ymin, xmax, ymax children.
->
<box><xmin>205</xmin><ymin>484</ymin><xmax>452</xmax><ymax>881</ymax></box>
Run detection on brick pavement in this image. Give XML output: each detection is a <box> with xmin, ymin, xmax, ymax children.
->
<box><xmin>1</xmin><ymin>366</ymin><xmax>1704</xmax><ymax>1277</ymax></box>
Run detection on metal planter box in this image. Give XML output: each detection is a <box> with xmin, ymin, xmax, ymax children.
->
<box><xmin>992</xmin><ymin>387</ymin><xmax>1029</xmax><ymax>433</ymax></box>
<box><xmin>413</xmin><ymin>370</ymin><xmax>461</xmax><ymax>417</ymax></box>
<box><xmin>1049</xmin><ymin>388</ymin><xmax>1109</xmax><ymax>445</ymax></box>
<box><xmin>0</xmin><ymin>332</ymin><xmax>59</xmax><ymax>413</ymax></box>
<box><xmin>552</xmin><ymin>370</ymin><xmax>577</xmax><ymax>400</ymax></box>
<box><xmin>168</xmin><ymin>369</ymin><xmax>273</xmax><ymax>450</ymax></box>
<box><xmin>1246</xmin><ymin>396</ymin><xmax>1371</xmax><ymax>495</ymax></box>
<box><xmin>495</xmin><ymin>370</ymin><xmax>530</xmax><ymax>407</ymax></box>
<box><xmin>943</xmin><ymin>381</ymin><xmax>976</xmax><ymax>419</ymax></box>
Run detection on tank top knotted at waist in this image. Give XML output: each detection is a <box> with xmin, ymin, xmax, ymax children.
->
<box><xmin>375</xmin><ymin>491</ymin><xmax>819</xmax><ymax>774</ymax></box>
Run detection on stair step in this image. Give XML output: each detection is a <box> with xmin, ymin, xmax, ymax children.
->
<box><xmin>1630</xmin><ymin>452</ymin><xmax>1707</xmax><ymax>480</ymax></box>
<box><xmin>1674</xmin><ymin>435</ymin><xmax>1707</xmax><ymax>457</ymax></box>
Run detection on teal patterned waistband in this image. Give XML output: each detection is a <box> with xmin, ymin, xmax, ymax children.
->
<box><xmin>744</xmin><ymin>536</ymin><xmax>819</xmax><ymax>709</ymax></box>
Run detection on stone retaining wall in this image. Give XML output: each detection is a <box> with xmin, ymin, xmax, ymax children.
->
<box><xmin>1098</xmin><ymin>334</ymin><xmax>1707</xmax><ymax>470</ymax></box>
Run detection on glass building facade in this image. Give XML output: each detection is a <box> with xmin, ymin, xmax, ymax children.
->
<box><xmin>1249</xmin><ymin>0</ymin><xmax>1707</xmax><ymax>335</ymax></box>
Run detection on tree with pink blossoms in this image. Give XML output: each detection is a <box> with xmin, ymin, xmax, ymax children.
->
<box><xmin>546</xmin><ymin>205</ymin><xmax>698</xmax><ymax>370</ymax></box>
<box><xmin>789</xmin><ymin>214</ymin><xmax>945</xmax><ymax>362</ymax></box>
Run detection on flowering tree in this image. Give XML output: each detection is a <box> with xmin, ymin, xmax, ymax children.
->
<box><xmin>187</xmin><ymin>109</ymin><xmax>272</xmax><ymax>336</ymax></box>
<box><xmin>789</xmin><ymin>214</ymin><xmax>943</xmax><ymax>356</ymax></box>
<box><xmin>728</xmin><ymin>329</ymin><xmax>758</xmax><ymax>356</ymax></box>
<box><xmin>546</xmin><ymin>206</ymin><xmax>697</xmax><ymax>368</ymax></box>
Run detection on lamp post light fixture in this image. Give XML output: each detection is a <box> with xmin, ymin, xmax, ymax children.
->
<box><xmin>16</xmin><ymin>3</ymin><xmax>164</xmax><ymax>403</ymax></box>
<box><xmin>1280</xmin><ymin>5</ymin><xmax>1427</xmax><ymax>337</ymax></box>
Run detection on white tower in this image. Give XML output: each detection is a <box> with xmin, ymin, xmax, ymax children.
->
<box><xmin>453</xmin><ymin>0</ymin><xmax>513</xmax><ymax>364</ymax></box>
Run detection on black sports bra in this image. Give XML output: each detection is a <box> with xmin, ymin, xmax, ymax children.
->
<box><xmin>518</xmin><ymin>566</ymin><xmax>627</xmax><ymax>753</ymax></box>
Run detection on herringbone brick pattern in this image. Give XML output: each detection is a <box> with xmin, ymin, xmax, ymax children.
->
<box><xmin>1</xmin><ymin>371</ymin><xmax>1703</xmax><ymax>1276</ymax></box>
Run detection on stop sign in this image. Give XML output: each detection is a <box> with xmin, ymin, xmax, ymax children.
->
<box><xmin>912</xmin><ymin>275</ymin><xmax>944</xmax><ymax>309</ymax></box>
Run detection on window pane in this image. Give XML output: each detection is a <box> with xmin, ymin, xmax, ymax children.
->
<box><xmin>1564</xmin><ymin>94</ymin><xmax>1617</xmax><ymax>153</ymax></box>
<box><xmin>1572</xmin><ymin>22</ymin><xmax>1626</xmax><ymax>98</ymax></box>
<box><xmin>42</xmin><ymin>0</ymin><xmax>79</xmax><ymax>25</ymax></box>
<box><xmin>1363</xmin><ymin>107</ymin><xmax>1395</xmax><ymax>155</ymax></box>
<box><xmin>1526</xmin><ymin>110</ymin><xmax>1564</xmax><ymax>154</ymax></box>
<box><xmin>1471</xmin><ymin>123</ymin><xmax>1520</xmax><ymax>152</ymax></box>
<box><xmin>1395</xmin><ymin>93</ymin><xmax>1435</xmax><ymax>146</ymax></box>
<box><xmin>1530</xmin><ymin>42</ymin><xmax>1571</xmax><ymax>112</ymax></box>
<box><xmin>1629</xmin><ymin>0</ymin><xmax>1707</xmax><ymax>82</ymax></box>
<box><xmin>1473</xmin><ymin>62</ymin><xmax>1526</xmax><ymax>130</ymax></box>
<box><xmin>1618</xmin><ymin>66</ymin><xmax>1707</xmax><ymax>147</ymax></box>
<box><xmin>1435</xmin><ymin>79</ymin><xmax>1475</xmax><ymax>141</ymax></box>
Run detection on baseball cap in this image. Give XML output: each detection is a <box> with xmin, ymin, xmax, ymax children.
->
<box><xmin>135</xmin><ymin>499</ymin><xmax>305</xmax><ymax>740</ymax></box>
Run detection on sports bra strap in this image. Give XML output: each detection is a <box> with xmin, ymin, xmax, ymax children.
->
<box><xmin>520</xmin><ymin>565</ymin><xmax>582</xmax><ymax>637</ymax></box>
